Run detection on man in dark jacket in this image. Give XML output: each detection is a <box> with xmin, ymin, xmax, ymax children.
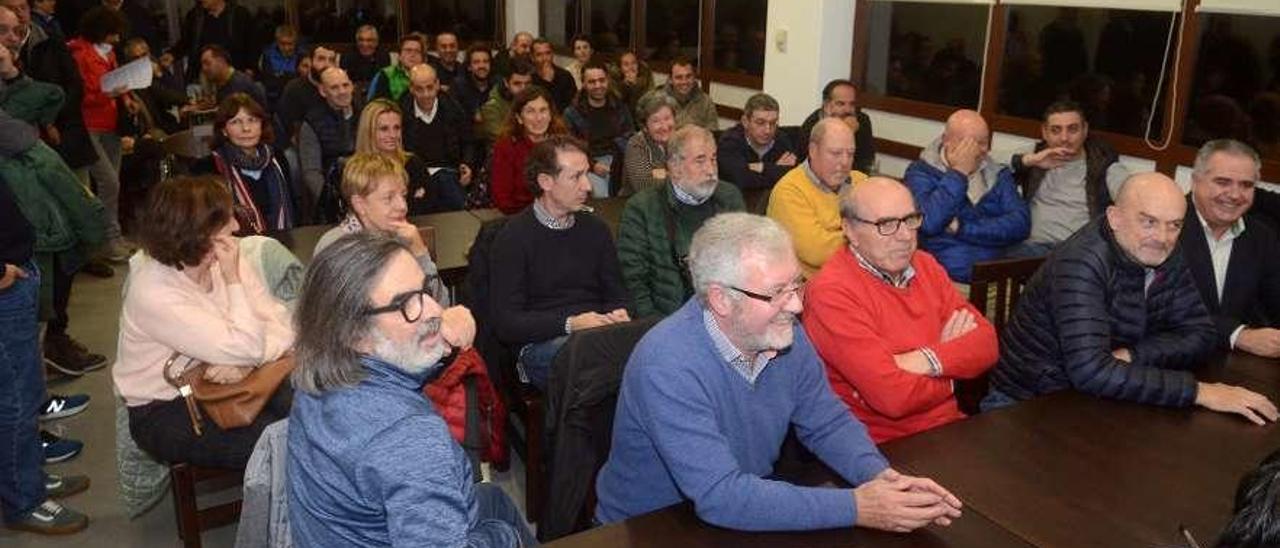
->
<box><xmin>200</xmin><ymin>44</ymin><xmax>265</xmax><ymax>108</ymax></box>
<box><xmin>427</xmin><ymin>31</ymin><xmax>461</xmax><ymax>91</ymax></box>
<box><xmin>400</xmin><ymin>64</ymin><xmax>472</xmax><ymax>212</ymax></box>
<box><xmin>299</xmin><ymin>67</ymin><xmax>359</xmax><ymax>221</ymax></box>
<box><xmin>452</xmin><ymin>44</ymin><xmax>493</xmax><ymax>124</ymax></box>
<box><xmin>530</xmin><ymin>38</ymin><xmax>576</xmax><ymax>112</ymax></box>
<box><xmin>277</xmin><ymin>45</ymin><xmax>336</xmax><ymax>138</ymax></box>
<box><xmin>717</xmin><ymin>92</ymin><xmax>798</xmax><ymax>190</ymax></box>
<box><xmin>340</xmin><ymin>24</ymin><xmax>388</xmax><ymax>87</ymax></box>
<box><xmin>986</xmin><ymin>172</ymin><xmax>1278</xmax><ymax>425</ymax></box>
<box><xmin>617</xmin><ymin>125</ymin><xmax>744</xmax><ymax>318</ymax></box>
<box><xmin>799</xmin><ymin>79</ymin><xmax>875</xmax><ymax>174</ymax></box>
<box><xmin>563</xmin><ymin>59</ymin><xmax>633</xmax><ymax>198</ymax></box>
<box><xmin>1009</xmin><ymin>100</ymin><xmax>1128</xmax><ymax>256</ymax></box>
<box><xmin>904</xmin><ymin>110</ymin><xmax>1029</xmax><ymax>285</ymax></box>
<box><xmin>1180</xmin><ymin>139</ymin><xmax>1280</xmax><ymax>358</ymax></box>
<box><xmin>171</xmin><ymin>0</ymin><xmax>258</xmax><ymax>82</ymax></box>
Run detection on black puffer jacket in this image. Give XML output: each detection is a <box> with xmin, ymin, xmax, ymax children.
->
<box><xmin>990</xmin><ymin>217</ymin><xmax>1215</xmax><ymax>407</ymax></box>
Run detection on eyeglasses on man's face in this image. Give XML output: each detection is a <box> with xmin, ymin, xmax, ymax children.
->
<box><xmin>365</xmin><ymin>276</ymin><xmax>439</xmax><ymax>325</ymax></box>
<box><xmin>850</xmin><ymin>211</ymin><xmax>924</xmax><ymax>236</ymax></box>
<box><xmin>727</xmin><ymin>278</ymin><xmax>806</xmax><ymax>306</ymax></box>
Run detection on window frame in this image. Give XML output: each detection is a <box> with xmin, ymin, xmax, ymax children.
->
<box><xmin>849</xmin><ymin>0</ymin><xmax>1280</xmax><ymax>181</ymax></box>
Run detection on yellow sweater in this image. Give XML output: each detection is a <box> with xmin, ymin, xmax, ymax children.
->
<box><xmin>766</xmin><ymin>166</ymin><xmax>868</xmax><ymax>277</ymax></box>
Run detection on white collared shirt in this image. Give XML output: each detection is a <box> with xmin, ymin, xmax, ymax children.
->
<box><xmin>1196</xmin><ymin>209</ymin><xmax>1247</xmax><ymax>346</ymax></box>
<box><xmin>414</xmin><ymin>99</ymin><xmax>438</xmax><ymax>124</ymax></box>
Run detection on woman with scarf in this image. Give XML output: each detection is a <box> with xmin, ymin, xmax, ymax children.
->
<box><xmin>194</xmin><ymin>93</ymin><xmax>296</xmax><ymax>234</ymax></box>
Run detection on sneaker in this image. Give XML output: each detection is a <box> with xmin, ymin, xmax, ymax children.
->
<box><xmin>44</xmin><ymin>474</ymin><xmax>90</xmax><ymax>499</ymax></box>
<box><xmin>40</xmin><ymin>394</ymin><xmax>90</xmax><ymax>421</ymax></box>
<box><xmin>43</xmin><ymin>333</ymin><xmax>106</xmax><ymax>375</ymax></box>
<box><xmin>5</xmin><ymin>500</ymin><xmax>88</xmax><ymax>535</ymax></box>
<box><xmin>79</xmin><ymin>259</ymin><xmax>114</xmax><ymax>278</ymax></box>
<box><xmin>41</xmin><ymin>430</ymin><xmax>83</xmax><ymax>464</ymax></box>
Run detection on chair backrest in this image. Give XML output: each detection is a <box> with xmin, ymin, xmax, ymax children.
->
<box><xmin>968</xmin><ymin>256</ymin><xmax>1046</xmax><ymax>330</ymax></box>
<box><xmin>741</xmin><ymin>186</ymin><xmax>772</xmax><ymax>215</ymax></box>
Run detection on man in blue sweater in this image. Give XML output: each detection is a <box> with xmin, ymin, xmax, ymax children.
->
<box><xmin>595</xmin><ymin>212</ymin><xmax>963</xmax><ymax>533</ymax></box>
<box><xmin>287</xmin><ymin>232</ymin><xmax>535</xmax><ymax>547</ymax></box>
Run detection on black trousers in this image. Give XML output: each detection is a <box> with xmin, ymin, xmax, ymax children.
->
<box><xmin>127</xmin><ymin>383</ymin><xmax>292</xmax><ymax>469</ymax></box>
<box><xmin>49</xmin><ymin>254</ymin><xmax>73</xmax><ymax>335</ymax></box>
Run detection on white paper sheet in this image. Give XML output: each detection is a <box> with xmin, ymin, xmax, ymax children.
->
<box><xmin>100</xmin><ymin>57</ymin><xmax>153</xmax><ymax>93</ymax></box>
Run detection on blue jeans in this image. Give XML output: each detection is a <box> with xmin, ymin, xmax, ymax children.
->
<box><xmin>0</xmin><ymin>260</ymin><xmax>46</xmax><ymax>521</ymax></box>
<box><xmin>587</xmin><ymin>155</ymin><xmax>613</xmax><ymax>198</ymax></box>
<box><xmin>979</xmin><ymin>387</ymin><xmax>1020</xmax><ymax>413</ymax></box>
<box><xmin>475</xmin><ymin>483</ymin><xmax>538</xmax><ymax>546</ymax></box>
<box><xmin>518</xmin><ymin>335</ymin><xmax>569</xmax><ymax>390</ymax></box>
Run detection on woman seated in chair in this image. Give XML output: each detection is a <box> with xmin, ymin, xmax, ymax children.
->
<box><xmin>620</xmin><ymin>90</ymin><xmax>678</xmax><ymax>196</ymax></box>
<box><xmin>353</xmin><ymin>99</ymin><xmax>466</xmax><ymax>214</ymax></box>
<box><xmin>192</xmin><ymin>93</ymin><xmax>296</xmax><ymax>234</ymax></box>
<box><xmin>489</xmin><ymin>86</ymin><xmax>568</xmax><ymax>214</ymax></box>
<box><xmin>114</xmin><ymin>176</ymin><xmax>295</xmax><ymax>468</ymax></box>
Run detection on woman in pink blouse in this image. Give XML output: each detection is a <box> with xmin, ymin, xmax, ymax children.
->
<box><xmin>114</xmin><ymin>176</ymin><xmax>294</xmax><ymax>468</ymax></box>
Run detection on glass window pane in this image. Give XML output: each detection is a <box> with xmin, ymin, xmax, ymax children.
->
<box><xmin>862</xmin><ymin>2</ymin><xmax>987</xmax><ymax>109</ymax></box>
<box><xmin>1183</xmin><ymin>13</ymin><xmax>1280</xmax><ymax>160</ymax></box>
<box><xmin>996</xmin><ymin>6</ymin><xmax>1179</xmax><ymax>139</ymax></box>
<box><xmin>587</xmin><ymin>0</ymin><xmax>632</xmax><ymax>55</ymax></box>
<box><xmin>644</xmin><ymin>0</ymin><xmax>700</xmax><ymax>63</ymax></box>
<box><xmin>300</xmin><ymin>0</ymin><xmax>400</xmax><ymax>44</ymax></box>
<box><xmin>542</xmin><ymin>0</ymin><xmax>582</xmax><ymax>49</ymax></box>
<box><xmin>405</xmin><ymin>1</ymin><xmax>499</xmax><ymax>44</ymax></box>
<box><xmin>711</xmin><ymin>0</ymin><xmax>766</xmax><ymax>76</ymax></box>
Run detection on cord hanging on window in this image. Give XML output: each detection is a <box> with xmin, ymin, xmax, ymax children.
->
<box><xmin>1142</xmin><ymin>0</ymin><xmax>1188</xmax><ymax>151</ymax></box>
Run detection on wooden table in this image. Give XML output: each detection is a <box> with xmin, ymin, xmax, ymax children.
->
<box><xmin>271</xmin><ymin>209</ymin><xmax>503</xmax><ymax>286</ymax></box>
<box><xmin>546</xmin><ymin>352</ymin><xmax>1279</xmax><ymax>546</ymax></box>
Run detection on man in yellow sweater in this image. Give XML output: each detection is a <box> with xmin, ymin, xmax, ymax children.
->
<box><xmin>767</xmin><ymin>119</ymin><xmax>868</xmax><ymax>277</ymax></box>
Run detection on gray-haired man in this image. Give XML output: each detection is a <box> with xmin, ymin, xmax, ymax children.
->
<box><xmin>287</xmin><ymin>232</ymin><xmax>534</xmax><ymax>547</ymax></box>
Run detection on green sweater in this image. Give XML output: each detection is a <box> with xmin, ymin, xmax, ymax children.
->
<box><xmin>617</xmin><ymin>182</ymin><xmax>744</xmax><ymax>318</ymax></box>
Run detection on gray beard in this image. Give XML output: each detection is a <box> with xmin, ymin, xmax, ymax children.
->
<box><xmin>370</xmin><ymin>324</ymin><xmax>448</xmax><ymax>376</ymax></box>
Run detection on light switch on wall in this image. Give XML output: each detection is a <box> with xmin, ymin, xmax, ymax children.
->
<box><xmin>775</xmin><ymin>28</ymin><xmax>788</xmax><ymax>53</ymax></box>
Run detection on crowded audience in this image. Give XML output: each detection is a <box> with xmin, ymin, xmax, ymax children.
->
<box><xmin>3</xmin><ymin>11</ymin><xmax>1279</xmax><ymax>546</ymax></box>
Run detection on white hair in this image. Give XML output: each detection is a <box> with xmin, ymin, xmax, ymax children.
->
<box><xmin>689</xmin><ymin>213</ymin><xmax>793</xmax><ymax>300</ymax></box>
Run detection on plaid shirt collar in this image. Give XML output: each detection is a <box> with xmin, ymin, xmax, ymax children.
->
<box><xmin>532</xmin><ymin>199</ymin><xmax>575</xmax><ymax>230</ymax></box>
<box><xmin>852</xmin><ymin>246</ymin><xmax>916</xmax><ymax>288</ymax></box>
<box><xmin>702</xmin><ymin>306</ymin><xmax>774</xmax><ymax>386</ymax></box>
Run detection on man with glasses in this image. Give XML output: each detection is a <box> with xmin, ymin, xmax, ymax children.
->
<box><xmin>597</xmin><ymin>212</ymin><xmax>964</xmax><ymax>533</ymax></box>
<box><xmin>804</xmin><ymin>177</ymin><xmax>997</xmax><ymax>443</ymax></box>
<box><xmin>767</xmin><ymin>118</ymin><xmax>869</xmax><ymax>277</ymax></box>
<box><xmin>985</xmin><ymin>172</ymin><xmax>1277</xmax><ymax>425</ymax></box>
<box><xmin>617</xmin><ymin>125</ymin><xmax>744</xmax><ymax>318</ymax></box>
<box><xmin>717</xmin><ymin>92</ymin><xmax>798</xmax><ymax>190</ymax></box>
<box><xmin>288</xmin><ymin>231</ymin><xmax>536</xmax><ymax>547</ymax></box>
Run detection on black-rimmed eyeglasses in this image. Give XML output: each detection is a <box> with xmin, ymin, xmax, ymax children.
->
<box><xmin>364</xmin><ymin>278</ymin><xmax>438</xmax><ymax>325</ymax></box>
<box><xmin>849</xmin><ymin>212</ymin><xmax>924</xmax><ymax>236</ymax></box>
<box><xmin>728</xmin><ymin>280</ymin><xmax>805</xmax><ymax>306</ymax></box>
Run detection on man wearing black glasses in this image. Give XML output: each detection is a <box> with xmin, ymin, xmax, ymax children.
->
<box><xmin>597</xmin><ymin>212</ymin><xmax>964</xmax><ymax>534</ymax></box>
<box><xmin>805</xmin><ymin>177</ymin><xmax>998</xmax><ymax>444</ymax></box>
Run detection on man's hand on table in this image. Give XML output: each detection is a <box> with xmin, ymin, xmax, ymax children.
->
<box><xmin>854</xmin><ymin>468</ymin><xmax>963</xmax><ymax>533</ymax></box>
<box><xmin>1196</xmin><ymin>382</ymin><xmax>1279</xmax><ymax>425</ymax></box>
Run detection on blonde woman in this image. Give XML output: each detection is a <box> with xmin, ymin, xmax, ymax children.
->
<box><xmin>354</xmin><ymin>99</ymin><xmax>466</xmax><ymax>214</ymax></box>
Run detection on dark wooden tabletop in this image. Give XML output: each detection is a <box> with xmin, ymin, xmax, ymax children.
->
<box><xmin>545</xmin><ymin>352</ymin><xmax>1280</xmax><ymax>547</ymax></box>
<box><xmin>271</xmin><ymin>209</ymin><xmax>503</xmax><ymax>283</ymax></box>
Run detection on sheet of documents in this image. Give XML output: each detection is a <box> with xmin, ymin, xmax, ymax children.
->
<box><xmin>100</xmin><ymin>57</ymin><xmax>153</xmax><ymax>93</ymax></box>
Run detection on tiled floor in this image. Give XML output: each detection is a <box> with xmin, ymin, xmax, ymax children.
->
<box><xmin>2</xmin><ymin>267</ymin><xmax>529</xmax><ymax>547</ymax></box>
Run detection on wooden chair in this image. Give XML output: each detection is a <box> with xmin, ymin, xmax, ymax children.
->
<box><xmin>170</xmin><ymin>463</ymin><xmax>243</xmax><ymax>548</ymax></box>
<box><xmin>958</xmin><ymin>256</ymin><xmax>1047</xmax><ymax>414</ymax></box>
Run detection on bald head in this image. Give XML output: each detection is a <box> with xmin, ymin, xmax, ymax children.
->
<box><xmin>809</xmin><ymin>118</ymin><xmax>856</xmax><ymax>191</ymax></box>
<box><xmin>1107</xmin><ymin>172</ymin><xmax>1187</xmax><ymax>267</ymax></box>
<box><xmin>841</xmin><ymin>177</ymin><xmax>920</xmax><ymax>275</ymax></box>
<box><xmin>811</xmin><ymin>117</ymin><xmax>853</xmax><ymax>148</ymax></box>
<box><xmin>409</xmin><ymin>63</ymin><xmax>437</xmax><ymax>84</ymax></box>
<box><xmin>943</xmin><ymin>109</ymin><xmax>990</xmax><ymax>147</ymax></box>
<box><xmin>409</xmin><ymin>63</ymin><xmax>441</xmax><ymax>111</ymax></box>
<box><xmin>319</xmin><ymin>67</ymin><xmax>354</xmax><ymax>110</ymax></box>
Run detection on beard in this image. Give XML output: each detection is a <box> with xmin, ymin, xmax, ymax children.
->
<box><xmin>370</xmin><ymin>321</ymin><xmax>449</xmax><ymax>377</ymax></box>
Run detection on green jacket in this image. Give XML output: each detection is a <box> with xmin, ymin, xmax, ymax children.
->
<box><xmin>617</xmin><ymin>182</ymin><xmax>745</xmax><ymax>318</ymax></box>
<box><xmin>478</xmin><ymin>85</ymin><xmax>512</xmax><ymax>143</ymax></box>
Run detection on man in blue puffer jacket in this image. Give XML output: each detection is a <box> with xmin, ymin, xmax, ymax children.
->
<box><xmin>984</xmin><ymin>172</ymin><xmax>1278</xmax><ymax>425</ymax></box>
<box><xmin>904</xmin><ymin>110</ymin><xmax>1029</xmax><ymax>284</ymax></box>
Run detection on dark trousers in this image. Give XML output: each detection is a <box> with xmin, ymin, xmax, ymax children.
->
<box><xmin>128</xmin><ymin>383</ymin><xmax>293</xmax><ymax>469</ymax></box>
<box><xmin>49</xmin><ymin>254</ymin><xmax>73</xmax><ymax>335</ymax></box>
<box><xmin>0</xmin><ymin>261</ymin><xmax>46</xmax><ymax>520</ymax></box>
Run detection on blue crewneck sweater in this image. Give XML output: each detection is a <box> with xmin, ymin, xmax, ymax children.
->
<box><xmin>287</xmin><ymin>356</ymin><xmax>519</xmax><ymax>547</ymax></box>
<box><xmin>595</xmin><ymin>299</ymin><xmax>890</xmax><ymax>531</ymax></box>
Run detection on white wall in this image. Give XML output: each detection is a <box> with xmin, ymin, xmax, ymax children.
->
<box><xmin>762</xmin><ymin>0</ymin><xmax>856</xmax><ymax>126</ymax></box>
<box><xmin>506</xmin><ymin>0</ymin><xmax>540</xmax><ymax>44</ymax></box>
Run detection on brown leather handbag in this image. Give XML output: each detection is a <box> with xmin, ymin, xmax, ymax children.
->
<box><xmin>162</xmin><ymin>351</ymin><xmax>295</xmax><ymax>436</ymax></box>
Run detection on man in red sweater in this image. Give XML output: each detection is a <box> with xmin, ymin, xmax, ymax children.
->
<box><xmin>804</xmin><ymin>177</ymin><xmax>998</xmax><ymax>443</ymax></box>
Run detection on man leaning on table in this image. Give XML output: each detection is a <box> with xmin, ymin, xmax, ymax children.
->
<box><xmin>984</xmin><ymin>172</ymin><xmax>1279</xmax><ymax>425</ymax></box>
<box><xmin>595</xmin><ymin>212</ymin><xmax>963</xmax><ymax>533</ymax></box>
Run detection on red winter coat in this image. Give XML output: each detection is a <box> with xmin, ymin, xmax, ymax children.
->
<box><xmin>67</xmin><ymin>37</ymin><xmax>118</xmax><ymax>133</ymax></box>
<box><xmin>424</xmin><ymin>348</ymin><xmax>509</xmax><ymax>467</ymax></box>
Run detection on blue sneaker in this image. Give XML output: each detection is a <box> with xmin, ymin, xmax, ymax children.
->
<box><xmin>41</xmin><ymin>430</ymin><xmax>83</xmax><ymax>464</ymax></box>
<box><xmin>40</xmin><ymin>394</ymin><xmax>90</xmax><ymax>421</ymax></box>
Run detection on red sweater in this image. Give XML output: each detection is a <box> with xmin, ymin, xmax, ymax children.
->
<box><xmin>67</xmin><ymin>37</ymin><xmax>118</xmax><ymax>133</ymax></box>
<box><xmin>803</xmin><ymin>246</ymin><xmax>998</xmax><ymax>443</ymax></box>
<box><xmin>489</xmin><ymin>135</ymin><xmax>535</xmax><ymax>214</ymax></box>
